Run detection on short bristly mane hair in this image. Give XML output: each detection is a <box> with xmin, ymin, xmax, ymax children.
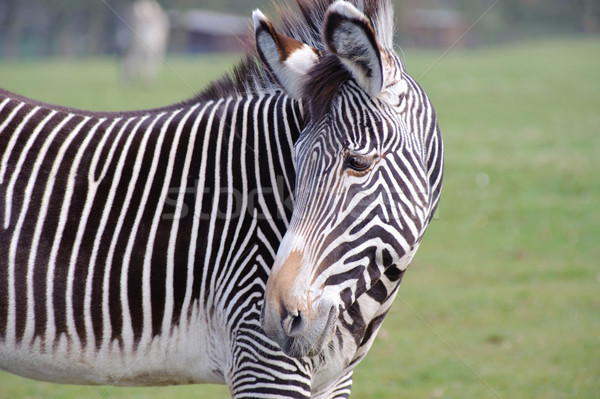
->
<box><xmin>196</xmin><ymin>0</ymin><xmax>395</xmax><ymax>108</ymax></box>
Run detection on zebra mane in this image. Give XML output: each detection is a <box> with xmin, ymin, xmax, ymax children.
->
<box><xmin>196</xmin><ymin>0</ymin><xmax>395</xmax><ymax>101</ymax></box>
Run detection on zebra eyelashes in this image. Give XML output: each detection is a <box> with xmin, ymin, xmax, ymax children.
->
<box><xmin>345</xmin><ymin>156</ymin><xmax>371</xmax><ymax>172</ymax></box>
<box><xmin>343</xmin><ymin>152</ymin><xmax>378</xmax><ymax>173</ymax></box>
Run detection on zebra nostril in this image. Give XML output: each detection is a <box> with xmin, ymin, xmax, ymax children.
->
<box><xmin>283</xmin><ymin>311</ymin><xmax>306</xmax><ymax>337</ymax></box>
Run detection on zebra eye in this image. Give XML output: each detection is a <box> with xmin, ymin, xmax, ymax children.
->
<box><xmin>344</xmin><ymin>154</ymin><xmax>374</xmax><ymax>172</ymax></box>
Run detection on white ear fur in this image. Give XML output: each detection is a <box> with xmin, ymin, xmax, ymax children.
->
<box><xmin>323</xmin><ymin>1</ymin><xmax>384</xmax><ymax>97</ymax></box>
<box><xmin>253</xmin><ymin>9</ymin><xmax>319</xmax><ymax>99</ymax></box>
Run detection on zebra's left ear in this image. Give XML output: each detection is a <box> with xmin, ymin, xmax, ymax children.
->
<box><xmin>253</xmin><ymin>9</ymin><xmax>320</xmax><ymax>99</ymax></box>
<box><xmin>323</xmin><ymin>1</ymin><xmax>383</xmax><ymax>97</ymax></box>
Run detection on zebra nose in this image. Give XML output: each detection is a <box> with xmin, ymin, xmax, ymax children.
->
<box><xmin>282</xmin><ymin>309</ymin><xmax>306</xmax><ymax>337</ymax></box>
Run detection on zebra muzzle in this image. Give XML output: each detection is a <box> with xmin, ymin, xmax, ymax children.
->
<box><xmin>261</xmin><ymin>239</ymin><xmax>339</xmax><ymax>358</ymax></box>
<box><xmin>282</xmin><ymin>310</ymin><xmax>307</xmax><ymax>337</ymax></box>
<box><xmin>261</xmin><ymin>296</ymin><xmax>338</xmax><ymax>359</ymax></box>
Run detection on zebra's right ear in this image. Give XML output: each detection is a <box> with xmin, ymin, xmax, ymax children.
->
<box><xmin>253</xmin><ymin>9</ymin><xmax>319</xmax><ymax>99</ymax></box>
<box><xmin>323</xmin><ymin>1</ymin><xmax>384</xmax><ymax>97</ymax></box>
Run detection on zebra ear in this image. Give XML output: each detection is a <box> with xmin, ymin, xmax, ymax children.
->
<box><xmin>253</xmin><ymin>9</ymin><xmax>320</xmax><ymax>99</ymax></box>
<box><xmin>323</xmin><ymin>1</ymin><xmax>383</xmax><ymax>97</ymax></box>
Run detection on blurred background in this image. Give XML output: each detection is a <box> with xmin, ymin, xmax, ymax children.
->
<box><xmin>0</xmin><ymin>0</ymin><xmax>599</xmax><ymax>58</ymax></box>
<box><xmin>0</xmin><ymin>1</ymin><xmax>599</xmax><ymax>399</ymax></box>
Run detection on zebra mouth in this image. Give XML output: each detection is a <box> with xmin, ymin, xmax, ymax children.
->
<box><xmin>281</xmin><ymin>305</ymin><xmax>338</xmax><ymax>359</ymax></box>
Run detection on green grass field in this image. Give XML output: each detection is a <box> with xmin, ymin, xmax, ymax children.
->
<box><xmin>0</xmin><ymin>37</ymin><xmax>599</xmax><ymax>398</ymax></box>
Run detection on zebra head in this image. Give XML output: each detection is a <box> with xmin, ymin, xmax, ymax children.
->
<box><xmin>255</xmin><ymin>1</ymin><xmax>441</xmax><ymax>359</ymax></box>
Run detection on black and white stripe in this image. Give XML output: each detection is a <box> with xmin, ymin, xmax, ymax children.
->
<box><xmin>258</xmin><ymin>1</ymin><xmax>443</xmax><ymax>396</ymax></box>
<box><xmin>0</xmin><ymin>92</ymin><xmax>310</xmax><ymax>389</ymax></box>
<box><xmin>0</xmin><ymin>1</ymin><xmax>443</xmax><ymax>398</ymax></box>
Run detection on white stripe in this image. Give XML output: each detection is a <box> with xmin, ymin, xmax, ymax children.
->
<box><xmin>160</xmin><ymin>102</ymin><xmax>209</xmax><ymax>333</ymax></box>
<box><xmin>102</xmin><ymin>112</ymin><xmax>161</xmax><ymax>354</ymax></box>
<box><xmin>89</xmin><ymin>116</ymin><xmax>128</xmax><ymax>186</ymax></box>
<box><xmin>225</xmin><ymin>269</ymin><xmax>261</xmax><ymax>322</ymax></box>
<box><xmin>62</xmin><ymin>117</ymin><xmax>107</xmax><ymax>351</ymax></box>
<box><xmin>253</xmin><ymin>95</ymin><xmax>283</xmax><ymax>241</ymax></box>
<box><xmin>0</xmin><ymin>97</ymin><xmax>10</xmax><ymax>113</ymax></box>
<box><xmin>5</xmin><ymin>110</ymin><xmax>56</xmax><ymax>347</ymax></box>
<box><xmin>174</xmin><ymin>102</ymin><xmax>213</xmax><ymax>328</ymax></box>
<box><xmin>47</xmin><ymin>116</ymin><xmax>129</xmax><ymax>352</ymax></box>
<box><xmin>0</xmin><ymin>101</ymin><xmax>27</xmax><ymax>185</ymax></box>
<box><xmin>120</xmin><ymin>109</ymin><xmax>180</xmax><ymax>354</ymax></box>
<box><xmin>135</xmin><ymin>103</ymin><xmax>198</xmax><ymax>347</ymax></box>
<box><xmin>204</xmin><ymin>97</ymin><xmax>233</xmax><ymax>309</ymax></box>
<box><xmin>261</xmin><ymin>95</ymin><xmax>289</xmax><ymax>229</ymax></box>
<box><xmin>217</xmin><ymin>97</ymin><xmax>256</xmax><ymax>296</ymax></box>
<box><xmin>76</xmin><ymin>117</ymin><xmax>123</xmax><ymax>348</ymax></box>
<box><xmin>23</xmin><ymin>115</ymin><xmax>91</xmax><ymax>349</ymax></box>
<box><xmin>99</xmin><ymin>115</ymin><xmax>150</xmax><ymax>352</ymax></box>
<box><xmin>272</xmin><ymin>96</ymin><xmax>296</xmax><ymax>212</ymax></box>
<box><xmin>189</xmin><ymin>99</ymin><xmax>222</xmax><ymax>314</ymax></box>
<box><xmin>21</xmin><ymin>113</ymin><xmax>76</xmax><ymax>347</ymax></box>
<box><xmin>2</xmin><ymin>106</ymin><xmax>43</xmax><ymax>227</ymax></box>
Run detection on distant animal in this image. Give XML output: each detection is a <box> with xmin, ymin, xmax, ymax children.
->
<box><xmin>118</xmin><ymin>0</ymin><xmax>169</xmax><ymax>84</ymax></box>
<box><xmin>0</xmin><ymin>0</ymin><xmax>442</xmax><ymax>397</ymax></box>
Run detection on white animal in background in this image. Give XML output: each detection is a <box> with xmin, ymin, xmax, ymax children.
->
<box><xmin>119</xmin><ymin>0</ymin><xmax>169</xmax><ymax>84</ymax></box>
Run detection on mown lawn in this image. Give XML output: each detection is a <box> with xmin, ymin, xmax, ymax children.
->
<box><xmin>0</xmin><ymin>37</ymin><xmax>599</xmax><ymax>398</ymax></box>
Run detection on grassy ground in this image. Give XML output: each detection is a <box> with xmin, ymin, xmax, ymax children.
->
<box><xmin>0</xmin><ymin>37</ymin><xmax>599</xmax><ymax>398</ymax></box>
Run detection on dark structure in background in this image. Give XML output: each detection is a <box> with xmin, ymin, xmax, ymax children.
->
<box><xmin>0</xmin><ymin>0</ymin><xmax>598</xmax><ymax>58</ymax></box>
<box><xmin>0</xmin><ymin>0</ymin><xmax>121</xmax><ymax>58</ymax></box>
<box><xmin>404</xmin><ymin>7</ymin><xmax>470</xmax><ymax>48</ymax></box>
<box><xmin>170</xmin><ymin>10</ymin><xmax>252</xmax><ymax>53</ymax></box>
<box><xmin>0</xmin><ymin>0</ymin><xmax>253</xmax><ymax>58</ymax></box>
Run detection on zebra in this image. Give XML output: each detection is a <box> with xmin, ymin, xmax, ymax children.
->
<box><xmin>0</xmin><ymin>0</ymin><xmax>442</xmax><ymax>398</ymax></box>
